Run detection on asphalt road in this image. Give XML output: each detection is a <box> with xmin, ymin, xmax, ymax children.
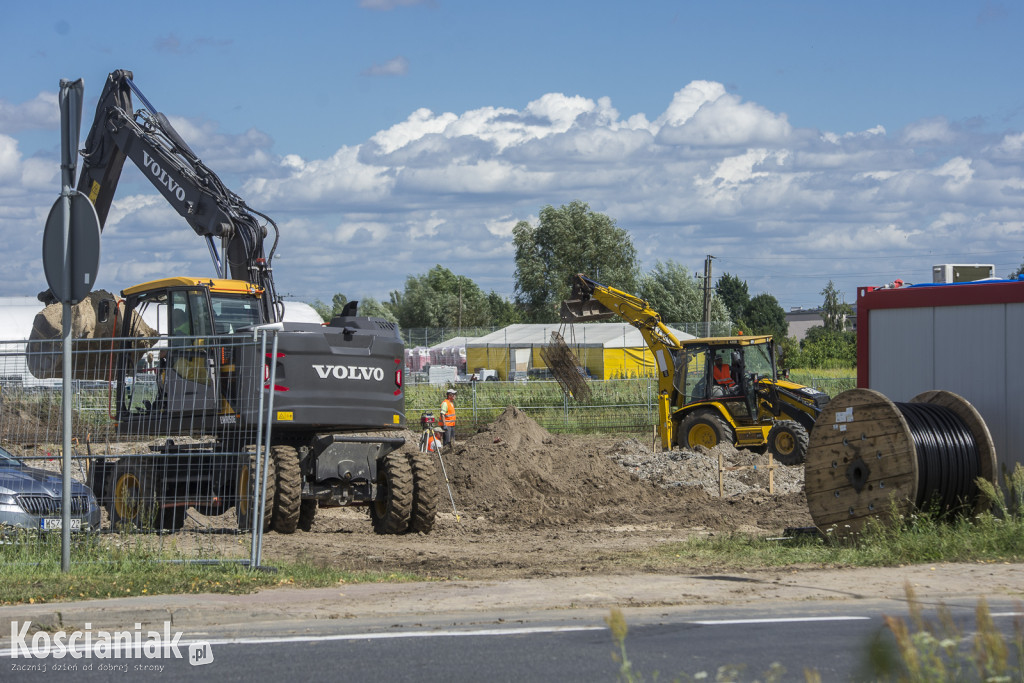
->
<box><xmin>6</xmin><ymin>598</ymin><xmax>1022</xmax><ymax>682</ymax></box>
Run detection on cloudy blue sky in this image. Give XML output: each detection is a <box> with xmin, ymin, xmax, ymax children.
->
<box><xmin>1</xmin><ymin>0</ymin><xmax>1022</xmax><ymax>315</ymax></box>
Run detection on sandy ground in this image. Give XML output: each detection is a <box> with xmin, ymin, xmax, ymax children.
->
<box><xmin>172</xmin><ymin>407</ymin><xmax>816</xmax><ymax>580</ymax></box>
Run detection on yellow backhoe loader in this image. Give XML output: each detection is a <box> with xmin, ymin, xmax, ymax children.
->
<box><xmin>561</xmin><ymin>275</ymin><xmax>829</xmax><ymax>464</ymax></box>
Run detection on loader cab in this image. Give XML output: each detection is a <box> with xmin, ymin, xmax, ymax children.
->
<box><xmin>673</xmin><ymin>335</ymin><xmax>776</xmax><ymax>418</ymax></box>
<box><xmin>114</xmin><ymin>277</ymin><xmax>265</xmax><ymax>434</ymax></box>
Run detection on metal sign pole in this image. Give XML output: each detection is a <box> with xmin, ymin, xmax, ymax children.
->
<box><xmin>58</xmin><ymin>79</ymin><xmax>83</xmax><ymax>573</ymax></box>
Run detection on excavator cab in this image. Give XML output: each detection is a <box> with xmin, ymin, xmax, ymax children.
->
<box><xmin>113</xmin><ymin>276</ymin><xmax>266</xmax><ymax>435</ymax></box>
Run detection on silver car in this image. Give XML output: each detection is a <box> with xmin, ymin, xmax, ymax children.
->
<box><xmin>0</xmin><ymin>446</ymin><xmax>102</xmax><ymax>532</ymax></box>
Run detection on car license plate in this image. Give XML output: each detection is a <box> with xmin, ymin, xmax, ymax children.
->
<box><xmin>40</xmin><ymin>518</ymin><xmax>82</xmax><ymax>531</ymax></box>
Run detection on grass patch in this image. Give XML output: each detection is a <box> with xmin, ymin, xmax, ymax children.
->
<box><xmin>626</xmin><ymin>504</ymin><xmax>1024</xmax><ymax>572</ymax></box>
<box><xmin>0</xmin><ymin>529</ymin><xmax>423</xmax><ymax>606</ymax></box>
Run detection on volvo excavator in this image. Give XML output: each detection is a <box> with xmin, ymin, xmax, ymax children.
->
<box><xmin>31</xmin><ymin>70</ymin><xmax>436</xmax><ymax>535</ymax></box>
<box><xmin>561</xmin><ymin>274</ymin><xmax>829</xmax><ymax>464</ymax></box>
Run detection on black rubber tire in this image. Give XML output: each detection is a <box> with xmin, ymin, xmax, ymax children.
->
<box><xmin>678</xmin><ymin>411</ymin><xmax>735</xmax><ymax>450</ymax></box>
<box><xmin>271</xmin><ymin>445</ymin><xmax>301</xmax><ymax>534</ymax></box>
<box><xmin>108</xmin><ymin>463</ymin><xmax>157</xmax><ymax>531</ymax></box>
<box><xmin>370</xmin><ymin>452</ymin><xmax>413</xmax><ymax>535</ymax></box>
<box><xmin>408</xmin><ymin>452</ymin><xmax>438</xmax><ymax>534</ymax></box>
<box><xmin>767</xmin><ymin>420</ymin><xmax>810</xmax><ymax>466</ymax></box>
<box><xmin>298</xmin><ymin>499</ymin><xmax>317</xmax><ymax>532</ymax></box>
<box><xmin>236</xmin><ymin>452</ymin><xmax>276</xmax><ymax>532</ymax></box>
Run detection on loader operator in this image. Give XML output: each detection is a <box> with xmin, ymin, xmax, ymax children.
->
<box><xmin>440</xmin><ymin>388</ymin><xmax>457</xmax><ymax>448</ymax></box>
<box><xmin>713</xmin><ymin>355</ymin><xmax>737</xmax><ymax>394</ymax></box>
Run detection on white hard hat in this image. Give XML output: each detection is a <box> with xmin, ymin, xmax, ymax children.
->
<box><xmin>446</xmin><ymin>388</ymin><xmax>457</xmax><ymax>394</ymax></box>
<box><xmin>433</xmin><ymin>426</ymin><xmax>444</xmax><ymax>433</ymax></box>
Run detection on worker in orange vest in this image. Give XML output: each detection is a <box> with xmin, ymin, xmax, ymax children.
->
<box><xmin>712</xmin><ymin>355</ymin><xmax>736</xmax><ymax>393</ymax></box>
<box><xmin>440</xmin><ymin>388</ymin><xmax>457</xmax><ymax>448</ymax></box>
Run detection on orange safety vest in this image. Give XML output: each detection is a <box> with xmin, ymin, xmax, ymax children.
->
<box><xmin>713</xmin><ymin>364</ymin><xmax>734</xmax><ymax>386</ymax></box>
<box><xmin>426</xmin><ymin>435</ymin><xmax>442</xmax><ymax>452</ymax></box>
<box><xmin>441</xmin><ymin>398</ymin><xmax>456</xmax><ymax>426</ymax></box>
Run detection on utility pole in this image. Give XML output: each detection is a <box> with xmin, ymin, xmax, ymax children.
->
<box><xmin>702</xmin><ymin>255</ymin><xmax>715</xmax><ymax>336</ymax></box>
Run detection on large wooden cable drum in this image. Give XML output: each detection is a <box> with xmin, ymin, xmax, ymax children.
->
<box><xmin>805</xmin><ymin>388</ymin><xmax>997</xmax><ymax>535</ymax></box>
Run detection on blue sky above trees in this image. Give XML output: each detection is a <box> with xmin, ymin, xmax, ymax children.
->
<box><xmin>1</xmin><ymin>0</ymin><xmax>1022</xmax><ymax>313</ymax></box>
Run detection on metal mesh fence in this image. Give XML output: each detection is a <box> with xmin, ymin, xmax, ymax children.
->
<box><xmin>0</xmin><ymin>333</ymin><xmax>274</xmax><ymax>567</ymax></box>
<box><xmin>405</xmin><ymin>374</ymin><xmax>856</xmax><ymax>439</ymax></box>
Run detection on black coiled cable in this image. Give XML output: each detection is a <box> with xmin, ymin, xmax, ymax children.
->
<box><xmin>895</xmin><ymin>402</ymin><xmax>979</xmax><ymax>511</ymax></box>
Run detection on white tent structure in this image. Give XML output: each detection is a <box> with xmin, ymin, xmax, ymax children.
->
<box><xmin>465</xmin><ymin>323</ymin><xmax>694</xmax><ymax>380</ymax></box>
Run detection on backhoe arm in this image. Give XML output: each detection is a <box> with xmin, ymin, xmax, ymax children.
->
<box><xmin>75</xmin><ymin>70</ymin><xmax>283</xmax><ymax>322</ymax></box>
<box><xmin>561</xmin><ymin>274</ymin><xmax>682</xmax><ymax>449</ymax></box>
<box><xmin>562</xmin><ymin>274</ymin><xmax>683</xmax><ymax>377</ymax></box>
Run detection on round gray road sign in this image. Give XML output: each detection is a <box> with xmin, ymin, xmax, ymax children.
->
<box><xmin>42</xmin><ymin>191</ymin><xmax>101</xmax><ymax>304</ymax></box>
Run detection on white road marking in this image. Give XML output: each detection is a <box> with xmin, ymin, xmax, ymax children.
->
<box><xmin>691</xmin><ymin>616</ymin><xmax>871</xmax><ymax>625</ymax></box>
<box><xmin>188</xmin><ymin>625</ymin><xmax>607</xmax><ymax>647</ymax></box>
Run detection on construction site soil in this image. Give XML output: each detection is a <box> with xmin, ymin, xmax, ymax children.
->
<box><xmin>247</xmin><ymin>407</ymin><xmax>815</xmax><ymax>579</ymax></box>
<box><xmin>7</xmin><ymin>404</ymin><xmax>817</xmax><ymax>579</ymax></box>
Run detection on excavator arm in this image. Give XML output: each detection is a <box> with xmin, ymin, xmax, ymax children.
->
<box><xmin>71</xmin><ymin>70</ymin><xmax>283</xmax><ymax>322</ymax></box>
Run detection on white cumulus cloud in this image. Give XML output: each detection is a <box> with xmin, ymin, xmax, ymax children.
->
<box><xmin>1</xmin><ymin>79</ymin><xmax>1022</xmax><ymax>310</ymax></box>
<box><xmin>0</xmin><ymin>92</ymin><xmax>59</xmax><ymax>134</ymax></box>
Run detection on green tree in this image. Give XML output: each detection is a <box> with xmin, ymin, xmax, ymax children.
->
<box><xmin>742</xmin><ymin>293</ymin><xmax>787</xmax><ymax>342</ymax></box>
<box><xmin>778</xmin><ymin>335</ymin><xmax>801</xmax><ymax>371</ymax></box>
<box><xmin>310</xmin><ymin>294</ymin><xmax>396</xmax><ymax>323</ymax></box>
<box><xmin>799</xmin><ymin>326</ymin><xmax>857</xmax><ymax>368</ymax></box>
<box><xmin>715</xmin><ymin>273</ymin><xmax>750</xmax><ymax>326</ymax></box>
<box><xmin>820</xmin><ymin>280</ymin><xmax>853</xmax><ymax>332</ymax></box>
<box><xmin>357</xmin><ymin>296</ymin><xmax>397</xmax><ymax>323</ymax></box>
<box><xmin>487</xmin><ymin>291</ymin><xmax>523</xmax><ymax>327</ymax></box>
<box><xmin>388</xmin><ymin>265</ymin><xmax>491</xmax><ymax>329</ymax></box>
<box><xmin>638</xmin><ymin>260</ymin><xmax>729</xmax><ymax>325</ymax></box>
<box><xmin>1009</xmin><ymin>259</ymin><xmax>1024</xmax><ymax>279</ymax></box>
<box><xmin>513</xmin><ymin>200</ymin><xmax>639</xmax><ymax>323</ymax></box>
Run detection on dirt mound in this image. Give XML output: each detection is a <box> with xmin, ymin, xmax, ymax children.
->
<box><xmin>444</xmin><ymin>407</ymin><xmax>810</xmax><ymax>532</ymax></box>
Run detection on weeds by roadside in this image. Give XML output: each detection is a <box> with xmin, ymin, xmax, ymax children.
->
<box><xmin>867</xmin><ymin>583</ymin><xmax>1024</xmax><ymax>682</ymax></box>
<box><xmin>606</xmin><ymin>607</ymin><xmax>791</xmax><ymax>682</ymax></box>
<box><xmin>607</xmin><ymin>586</ymin><xmax>1024</xmax><ymax>683</ymax></box>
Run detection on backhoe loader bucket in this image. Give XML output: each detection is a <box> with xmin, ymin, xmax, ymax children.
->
<box><xmin>559</xmin><ymin>297</ymin><xmax>615</xmax><ymax>322</ymax></box>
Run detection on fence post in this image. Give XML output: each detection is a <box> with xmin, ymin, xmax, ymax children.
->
<box><xmin>564</xmin><ymin>389</ymin><xmax>569</xmax><ymax>430</ymax></box>
<box><xmin>648</xmin><ymin>375</ymin><xmax>653</xmax><ymax>424</ymax></box>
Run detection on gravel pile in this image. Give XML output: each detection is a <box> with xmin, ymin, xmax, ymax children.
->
<box><xmin>606</xmin><ymin>437</ymin><xmax>805</xmax><ymax>497</ymax></box>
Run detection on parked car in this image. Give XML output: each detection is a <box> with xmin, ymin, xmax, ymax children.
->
<box><xmin>0</xmin><ymin>446</ymin><xmax>101</xmax><ymax>532</ymax></box>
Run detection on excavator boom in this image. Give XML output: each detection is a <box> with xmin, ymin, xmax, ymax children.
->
<box><xmin>73</xmin><ymin>70</ymin><xmax>282</xmax><ymax>322</ymax></box>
